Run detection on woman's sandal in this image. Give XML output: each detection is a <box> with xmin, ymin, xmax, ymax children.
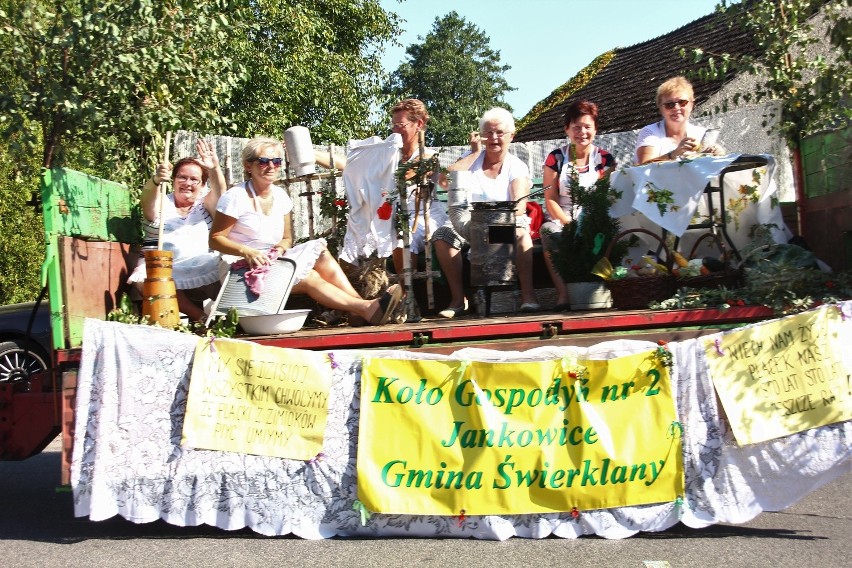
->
<box><xmin>370</xmin><ymin>284</ymin><xmax>403</xmax><ymax>325</ymax></box>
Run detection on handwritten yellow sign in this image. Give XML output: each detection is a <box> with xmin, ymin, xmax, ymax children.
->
<box><xmin>182</xmin><ymin>338</ymin><xmax>331</xmax><ymax>459</ymax></box>
<box><xmin>704</xmin><ymin>305</ymin><xmax>852</xmax><ymax>445</ymax></box>
<box><xmin>357</xmin><ymin>350</ymin><xmax>683</xmax><ymax>516</ymax></box>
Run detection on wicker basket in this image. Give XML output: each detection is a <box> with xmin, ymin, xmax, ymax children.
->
<box><xmin>678</xmin><ymin>233</ymin><xmax>743</xmax><ymax>290</ymax></box>
<box><xmin>604</xmin><ymin>228</ymin><xmax>677</xmax><ymax>310</ymax></box>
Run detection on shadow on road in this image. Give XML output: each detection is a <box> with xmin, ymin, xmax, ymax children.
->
<box><xmin>1</xmin><ymin>446</ymin><xmax>839</xmax><ymax>545</ymax></box>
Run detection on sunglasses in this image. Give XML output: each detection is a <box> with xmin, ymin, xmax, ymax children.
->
<box><xmin>252</xmin><ymin>157</ymin><xmax>283</xmax><ymax>167</ymax></box>
<box><xmin>662</xmin><ymin>99</ymin><xmax>691</xmax><ymax>110</ymax></box>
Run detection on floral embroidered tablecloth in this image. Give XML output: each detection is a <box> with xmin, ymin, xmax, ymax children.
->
<box><xmin>609</xmin><ymin>154</ymin><xmax>779</xmax><ymax>243</ymax></box>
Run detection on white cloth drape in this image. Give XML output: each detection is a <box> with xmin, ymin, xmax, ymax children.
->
<box><xmin>72</xmin><ymin>308</ymin><xmax>851</xmax><ymax>540</ymax></box>
<box><xmin>609</xmin><ymin>154</ymin><xmax>789</xmax><ymax>258</ymax></box>
<box><xmin>339</xmin><ymin>134</ymin><xmax>401</xmax><ymax>264</ymax></box>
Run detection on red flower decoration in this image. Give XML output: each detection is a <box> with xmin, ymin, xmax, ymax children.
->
<box><xmin>826</xmin><ymin>281</ymin><xmax>835</xmax><ymax>288</ymax></box>
<box><xmin>335</xmin><ymin>199</ymin><xmax>347</xmax><ymax>208</ymax></box>
<box><xmin>377</xmin><ymin>201</ymin><xmax>393</xmax><ymax>220</ymax></box>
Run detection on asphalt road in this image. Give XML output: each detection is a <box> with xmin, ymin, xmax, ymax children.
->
<box><xmin>2</xmin><ymin>437</ymin><xmax>850</xmax><ymax>568</ymax></box>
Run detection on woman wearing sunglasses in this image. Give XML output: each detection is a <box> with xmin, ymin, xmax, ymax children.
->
<box><xmin>210</xmin><ymin>137</ymin><xmax>401</xmax><ymax>325</ymax></box>
<box><xmin>127</xmin><ymin>138</ymin><xmax>226</xmax><ymax>322</ymax></box>
<box><xmin>635</xmin><ymin>76</ymin><xmax>724</xmax><ymax>164</ymax></box>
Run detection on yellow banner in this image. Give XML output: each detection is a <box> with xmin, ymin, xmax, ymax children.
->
<box><xmin>704</xmin><ymin>305</ymin><xmax>852</xmax><ymax>445</ymax></box>
<box><xmin>182</xmin><ymin>338</ymin><xmax>331</xmax><ymax>459</ymax></box>
<box><xmin>357</xmin><ymin>350</ymin><xmax>683</xmax><ymax>516</ymax></box>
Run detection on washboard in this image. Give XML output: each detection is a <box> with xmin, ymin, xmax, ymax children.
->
<box><xmin>206</xmin><ymin>258</ymin><xmax>298</xmax><ymax>325</ymax></box>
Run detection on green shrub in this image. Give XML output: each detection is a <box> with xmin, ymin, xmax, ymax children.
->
<box><xmin>550</xmin><ymin>173</ymin><xmax>627</xmax><ymax>283</ymax></box>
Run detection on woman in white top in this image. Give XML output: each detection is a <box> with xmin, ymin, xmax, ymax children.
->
<box><xmin>127</xmin><ymin>139</ymin><xmax>225</xmax><ymax>322</ymax></box>
<box><xmin>450</xmin><ymin>108</ymin><xmax>540</xmax><ymax>311</ymax></box>
<box><xmin>635</xmin><ymin>76</ymin><xmax>724</xmax><ymax>164</ymax></box>
<box><xmin>209</xmin><ymin>137</ymin><xmax>401</xmax><ymax>325</ymax></box>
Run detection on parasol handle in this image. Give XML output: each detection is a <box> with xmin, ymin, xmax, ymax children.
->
<box><xmin>157</xmin><ymin>131</ymin><xmax>172</xmax><ymax>251</ymax></box>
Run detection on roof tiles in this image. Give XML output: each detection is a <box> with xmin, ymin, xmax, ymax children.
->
<box><xmin>514</xmin><ymin>10</ymin><xmax>761</xmax><ymax>141</ymax></box>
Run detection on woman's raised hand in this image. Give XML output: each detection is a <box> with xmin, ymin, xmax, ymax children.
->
<box><xmin>196</xmin><ymin>138</ymin><xmax>220</xmax><ymax>170</ymax></box>
<box><xmin>673</xmin><ymin>136</ymin><xmax>698</xmax><ymax>158</ymax></box>
<box><xmin>469</xmin><ymin>131</ymin><xmax>482</xmax><ymax>153</ymax></box>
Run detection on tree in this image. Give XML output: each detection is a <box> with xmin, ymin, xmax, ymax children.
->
<box><xmin>0</xmin><ymin>141</ymin><xmax>43</xmax><ymax>303</ymax></box>
<box><xmin>0</xmin><ymin>0</ymin><xmax>248</xmax><ymax>305</ymax></box>
<box><xmin>383</xmin><ymin>11</ymin><xmax>514</xmax><ymax>146</ymax></box>
<box><xmin>685</xmin><ymin>0</ymin><xmax>852</xmax><ymax>148</ymax></box>
<box><xmin>223</xmin><ymin>0</ymin><xmax>400</xmax><ymax>144</ymax></box>
<box><xmin>0</xmin><ymin>0</ymin><xmax>401</xmax><ymax>303</ymax></box>
<box><xmin>0</xmin><ymin>0</ymin><xmax>246</xmax><ymax>173</ymax></box>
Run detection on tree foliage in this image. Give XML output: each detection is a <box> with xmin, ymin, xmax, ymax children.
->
<box><xmin>684</xmin><ymin>0</ymin><xmax>852</xmax><ymax>147</ymax></box>
<box><xmin>0</xmin><ymin>0</ymin><xmax>245</xmax><ymax>172</ymax></box>
<box><xmin>0</xmin><ymin>0</ymin><xmax>400</xmax><ymax>304</ymax></box>
<box><xmin>224</xmin><ymin>0</ymin><xmax>400</xmax><ymax>143</ymax></box>
<box><xmin>383</xmin><ymin>11</ymin><xmax>514</xmax><ymax>146</ymax></box>
<box><xmin>0</xmin><ymin>140</ymin><xmax>43</xmax><ymax>303</ymax></box>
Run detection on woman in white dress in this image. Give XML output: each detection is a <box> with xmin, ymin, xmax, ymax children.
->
<box><xmin>209</xmin><ymin>137</ymin><xmax>401</xmax><ymax>325</ymax></box>
<box><xmin>128</xmin><ymin>138</ymin><xmax>225</xmax><ymax>322</ymax></box>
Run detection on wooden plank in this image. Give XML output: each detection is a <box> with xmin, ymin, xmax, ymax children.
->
<box><xmin>59</xmin><ymin>238</ymin><xmax>136</xmax><ymax>348</ymax></box>
<box><xmin>802</xmin><ymin>127</ymin><xmax>852</xmax><ymax>198</ymax></box>
<box><xmin>41</xmin><ymin>168</ymin><xmax>141</xmax><ymax>348</ymax></box>
<box><xmin>230</xmin><ymin>306</ymin><xmax>774</xmax><ymax>351</ymax></box>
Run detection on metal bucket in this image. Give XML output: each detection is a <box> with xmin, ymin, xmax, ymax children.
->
<box><xmin>446</xmin><ymin>170</ymin><xmax>471</xmax><ymax>208</ymax></box>
<box><xmin>284</xmin><ymin>126</ymin><xmax>316</xmax><ymax>177</ymax></box>
<box><xmin>468</xmin><ymin>201</ymin><xmax>516</xmax><ymax>287</ymax></box>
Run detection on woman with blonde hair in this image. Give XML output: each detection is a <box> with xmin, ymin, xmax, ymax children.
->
<box><xmin>210</xmin><ymin>137</ymin><xmax>401</xmax><ymax>325</ymax></box>
<box><xmin>635</xmin><ymin>76</ymin><xmax>724</xmax><ymax>164</ymax></box>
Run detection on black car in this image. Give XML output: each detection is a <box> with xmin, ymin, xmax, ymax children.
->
<box><xmin>0</xmin><ymin>301</ymin><xmax>52</xmax><ymax>383</ymax></box>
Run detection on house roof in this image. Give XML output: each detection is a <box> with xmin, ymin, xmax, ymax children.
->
<box><xmin>514</xmin><ymin>9</ymin><xmax>762</xmax><ymax>142</ymax></box>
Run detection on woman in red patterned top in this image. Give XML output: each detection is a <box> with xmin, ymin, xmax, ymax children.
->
<box><xmin>540</xmin><ymin>100</ymin><xmax>615</xmax><ymax>311</ymax></box>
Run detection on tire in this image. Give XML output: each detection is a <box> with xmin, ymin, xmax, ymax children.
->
<box><xmin>0</xmin><ymin>339</ymin><xmax>50</xmax><ymax>384</ymax></box>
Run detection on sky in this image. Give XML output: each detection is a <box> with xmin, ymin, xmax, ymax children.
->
<box><xmin>378</xmin><ymin>0</ymin><xmax>725</xmax><ymax>118</ymax></box>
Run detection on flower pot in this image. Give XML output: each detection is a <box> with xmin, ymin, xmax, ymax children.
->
<box><xmin>567</xmin><ymin>281</ymin><xmax>612</xmax><ymax>310</ymax></box>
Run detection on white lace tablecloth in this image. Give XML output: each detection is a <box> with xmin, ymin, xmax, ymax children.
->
<box><xmin>71</xmin><ymin>315</ymin><xmax>851</xmax><ymax>540</ymax></box>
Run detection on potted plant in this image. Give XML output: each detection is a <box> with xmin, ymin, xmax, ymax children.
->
<box><xmin>548</xmin><ymin>171</ymin><xmax>629</xmax><ymax>309</ymax></box>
